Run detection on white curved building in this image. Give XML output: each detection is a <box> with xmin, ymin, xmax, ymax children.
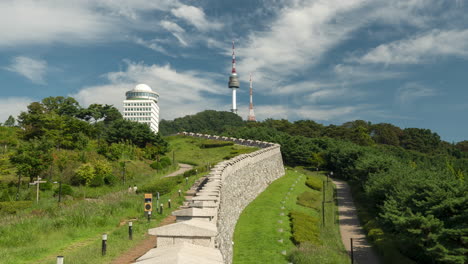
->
<box><xmin>123</xmin><ymin>84</ymin><xmax>160</xmax><ymax>133</ymax></box>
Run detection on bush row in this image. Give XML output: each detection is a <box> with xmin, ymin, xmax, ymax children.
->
<box><xmin>199</xmin><ymin>139</ymin><xmax>234</xmax><ymax>148</ymax></box>
<box><xmin>296</xmin><ymin>191</ymin><xmax>321</xmax><ymax>211</ymax></box>
<box><xmin>289</xmin><ymin>210</ymin><xmax>321</xmax><ymax>245</ymax></box>
<box><xmin>305</xmin><ymin>176</ymin><xmax>322</xmax><ymax>191</ymax></box>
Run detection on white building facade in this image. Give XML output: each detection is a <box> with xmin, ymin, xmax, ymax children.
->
<box><xmin>123</xmin><ymin>84</ymin><xmax>160</xmax><ymax>133</ymax></box>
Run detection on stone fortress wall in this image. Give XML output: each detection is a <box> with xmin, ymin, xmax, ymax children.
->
<box><xmin>134</xmin><ymin>132</ymin><xmax>285</xmax><ymax>264</ymax></box>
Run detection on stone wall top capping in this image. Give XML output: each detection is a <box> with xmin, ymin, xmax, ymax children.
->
<box><xmin>148</xmin><ymin>219</ymin><xmax>217</xmax><ymax>237</ymax></box>
<box><xmin>134</xmin><ymin>243</ymin><xmax>224</xmax><ymax>264</ymax></box>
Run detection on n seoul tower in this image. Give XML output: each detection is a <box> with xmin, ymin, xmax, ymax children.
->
<box><xmin>228</xmin><ymin>40</ymin><xmax>240</xmax><ymax>114</ymax></box>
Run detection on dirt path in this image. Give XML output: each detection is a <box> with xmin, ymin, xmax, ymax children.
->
<box><xmin>333</xmin><ymin>179</ymin><xmax>380</xmax><ymax>264</ymax></box>
<box><xmin>164</xmin><ymin>163</ymin><xmax>193</xmax><ymax>177</ymax></box>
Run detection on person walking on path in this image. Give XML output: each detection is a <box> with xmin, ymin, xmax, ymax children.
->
<box><xmin>333</xmin><ymin>178</ymin><xmax>381</xmax><ymax>264</ymax></box>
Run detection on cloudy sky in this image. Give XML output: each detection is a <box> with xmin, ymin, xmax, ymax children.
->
<box><xmin>1</xmin><ymin>0</ymin><xmax>467</xmax><ymax>142</ymax></box>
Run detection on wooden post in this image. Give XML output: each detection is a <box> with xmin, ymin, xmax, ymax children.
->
<box><xmin>350</xmin><ymin>238</ymin><xmax>354</xmax><ymax>264</ymax></box>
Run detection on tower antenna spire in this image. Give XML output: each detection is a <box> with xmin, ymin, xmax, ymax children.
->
<box><xmin>247</xmin><ymin>73</ymin><xmax>256</xmax><ymax>121</ymax></box>
<box><xmin>231</xmin><ymin>40</ymin><xmax>236</xmax><ymax>74</ymax></box>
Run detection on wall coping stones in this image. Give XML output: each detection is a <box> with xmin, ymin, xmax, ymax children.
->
<box><xmin>134</xmin><ymin>243</ymin><xmax>223</xmax><ymax>264</ymax></box>
<box><xmin>172</xmin><ymin>208</ymin><xmax>217</xmax><ymax>217</ymax></box>
<box><xmin>192</xmin><ymin>196</ymin><xmax>219</xmax><ymax>202</ymax></box>
<box><xmin>190</xmin><ymin>201</ymin><xmax>218</xmax><ymax>208</ymax></box>
<box><xmin>148</xmin><ymin>219</ymin><xmax>217</xmax><ymax>237</ymax></box>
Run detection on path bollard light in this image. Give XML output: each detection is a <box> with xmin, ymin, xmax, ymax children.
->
<box><xmin>147</xmin><ymin>211</ymin><xmax>151</xmax><ymax>222</ymax></box>
<box><xmin>156</xmin><ymin>192</ymin><xmax>160</xmax><ymax>200</ymax></box>
<box><xmin>160</xmin><ymin>203</ymin><xmax>163</xmax><ymax>214</ymax></box>
<box><xmin>168</xmin><ymin>199</ymin><xmax>171</xmax><ymax>208</ymax></box>
<box><xmin>56</xmin><ymin>256</ymin><xmax>64</xmax><ymax>264</ymax></box>
<box><xmin>102</xmin><ymin>233</ymin><xmax>107</xmax><ymax>256</ymax></box>
<box><xmin>128</xmin><ymin>222</ymin><xmax>133</xmax><ymax>240</ymax></box>
<box><xmin>178</xmin><ymin>189</ymin><xmax>181</xmax><ymax>197</ymax></box>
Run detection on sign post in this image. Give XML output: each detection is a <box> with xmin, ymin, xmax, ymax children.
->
<box><xmin>29</xmin><ymin>177</ymin><xmax>47</xmax><ymax>203</ymax></box>
<box><xmin>144</xmin><ymin>193</ymin><xmax>153</xmax><ymax>216</ymax></box>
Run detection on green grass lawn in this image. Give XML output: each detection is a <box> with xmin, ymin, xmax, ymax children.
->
<box><xmin>166</xmin><ymin>135</ymin><xmax>258</xmax><ymax>166</ymax></box>
<box><xmin>232</xmin><ymin>168</ymin><xmax>350</xmax><ymax>264</ymax></box>
<box><xmin>0</xmin><ymin>136</ymin><xmax>257</xmax><ymax>264</ymax></box>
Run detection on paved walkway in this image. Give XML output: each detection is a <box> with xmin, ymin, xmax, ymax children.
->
<box><xmin>333</xmin><ymin>179</ymin><xmax>380</xmax><ymax>264</ymax></box>
<box><xmin>164</xmin><ymin>163</ymin><xmax>193</xmax><ymax>177</ymax></box>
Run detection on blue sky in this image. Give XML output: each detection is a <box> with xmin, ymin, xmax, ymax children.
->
<box><xmin>1</xmin><ymin>0</ymin><xmax>468</xmax><ymax>142</ymax></box>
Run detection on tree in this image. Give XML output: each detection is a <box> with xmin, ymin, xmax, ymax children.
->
<box><xmin>370</xmin><ymin>123</ymin><xmax>402</xmax><ymax>146</ymax></box>
<box><xmin>4</xmin><ymin>115</ymin><xmax>16</xmax><ymax>127</ymax></box>
<box><xmin>10</xmin><ymin>138</ymin><xmax>53</xmax><ymax>182</ymax></box>
<box><xmin>400</xmin><ymin>128</ymin><xmax>441</xmax><ymax>153</ymax></box>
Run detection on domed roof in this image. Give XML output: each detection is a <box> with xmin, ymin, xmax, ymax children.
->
<box><xmin>133</xmin><ymin>83</ymin><xmax>152</xmax><ymax>92</ymax></box>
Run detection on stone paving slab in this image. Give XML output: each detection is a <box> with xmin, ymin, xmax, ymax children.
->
<box><xmin>134</xmin><ymin>242</ymin><xmax>223</xmax><ymax>264</ymax></box>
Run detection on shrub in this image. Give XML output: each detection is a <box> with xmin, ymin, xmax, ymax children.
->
<box><xmin>72</xmin><ymin>163</ymin><xmax>95</xmax><ymax>186</ymax></box>
<box><xmin>150</xmin><ymin>161</ymin><xmax>163</xmax><ymax>170</ymax></box>
<box><xmin>368</xmin><ymin>228</ymin><xmax>384</xmax><ymax>242</ymax></box>
<box><xmin>138</xmin><ymin>176</ymin><xmax>182</xmax><ymax>196</ymax></box>
<box><xmin>305</xmin><ymin>176</ymin><xmax>322</xmax><ymax>191</ymax></box>
<box><xmin>54</xmin><ymin>184</ymin><xmax>73</xmax><ymax>196</ymax></box>
<box><xmin>289</xmin><ymin>211</ymin><xmax>321</xmax><ymax>245</ymax></box>
<box><xmin>39</xmin><ymin>181</ymin><xmax>52</xmax><ymax>191</ymax></box>
<box><xmin>104</xmin><ymin>174</ymin><xmax>117</xmax><ymax>186</ymax></box>
<box><xmin>0</xmin><ymin>201</ymin><xmax>32</xmax><ymax>214</ymax></box>
<box><xmin>160</xmin><ymin>156</ymin><xmax>172</xmax><ymax>168</ymax></box>
<box><xmin>199</xmin><ymin>139</ymin><xmax>234</xmax><ymax>148</ymax></box>
<box><xmin>296</xmin><ymin>191</ymin><xmax>321</xmax><ymax>210</ymax></box>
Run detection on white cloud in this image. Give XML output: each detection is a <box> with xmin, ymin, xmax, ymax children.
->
<box><xmin>0</xmin><ymin>0</ymin><xmax>216</xmax><ymax>49</ymax></box>
<box><xmin>160</xmin><ymin>20</ymin><xmax>188</xmax><ymax>46</ymax></box>
<box><xmin>71</xmin><ymin>61</ymin><xmax>225</xmax><ymax>120</ymax></box>
<box><xmin>236</xmin><ymin>0</ymin><xmax>369</xmax><ymax>92</ymax></box>
<box><xmin>397</xmin><ymin>82</ymin><xmax>436</xmax><ymax>104</ymax></box>
<box><xmin>5</xmin><ymin>56</ymin><xmax>48</xmax><ymax>84</ymax></box>
<box><xmin>0</xmin><ymin>1</ymin><xmax>117</xmax><ymax>47</ymax></box>
<box><xmin>352</xmin><ymin>29</ymin><xmax>468</xmax><ymax>65</ymax></box>
<box><xmin>133</xmin><ymin>37</ymin><xmax>168</xmax><ymax>54</ymax></box>
<box><xmin>170</xmin><ymin>4</ymin><xmax>223</xmax><ymax>31</ymax></box>
<box><xmin>0</xmin><ymin>97</ymin><xmax>33</xmax><ymax>123</ymax></box>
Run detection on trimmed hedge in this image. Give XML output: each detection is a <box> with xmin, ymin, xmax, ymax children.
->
<box><xmin>0</xmin><ymin>201</ymin><xmax>32</xmax><ymax>214</ymax></box>
<box><xmin>199</xmin><ymin>139</ymin><xmax>234</xmax><ymax>148</ymax></box>
<box><xmin>289</xmin><ymin>211</ymin><xmax>321</xmax><ymax>245</ymax></box>
<box><xmin>296</xmin><ymin>191</ymin><xmax>321</xmax><ymax>210</ymax></box>
<box><xmin>305</xmin><ymin>176</ymin><xmax>322</xmax><ymax>191</ymax></box>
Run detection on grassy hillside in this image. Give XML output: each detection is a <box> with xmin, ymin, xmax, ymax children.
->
<box><xmin>0</xmin><ymin>135</ymin><xmax>256</xmax><ymax>264</ymax></box>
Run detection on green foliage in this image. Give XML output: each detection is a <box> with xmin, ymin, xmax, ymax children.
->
<box><xmin>3</xmin><ymin>115</ymin><xmax>16</xmax><ymax>127</ymax></box>
<box><xmin>305</xmin><ymin>177</ymin><xmax>322</xmax><ymax>191</ymax></box>
<box><xmin>296</xmin><ymin>191</ymin><xmax>321</xmax><ymax>210</ymax></box>
<box><xmin>138</xmin><ymin>176</ymin><xmax>182</xmax><ymax>196</ymax></box>
<box><xmin>105</xmin><ymin>119</ymin><xmax>168</xmax><ymax>149</ymax></box>
<box><xmin>10</xmin><ymin>137</ymin><xmax>54</xmax><ymax>182</ymax></box>
<box><xmin>289</xmin><ymin>210</ymin><xmax>321</xmax><ymax>245</ymax></box>
<box><xmin>0</xmin><ymin>201</ymin><xmax>32</xmax><ymax>214</ymax></box>
<box><xmin>150</xmin><ymin>161</ymin><xmax>163</xmax><ymax>170</ymax></box>
<box><xmin>159</xmin><ymin>110</ymin><xmax>244</xmax><ymax>135</ymax></box>
<box><xmin>73</xmin><ymin>163</ymin><xmax>95</xmax><ymax>186</ymax></box>
<box><xmin>54</xmin><ymin>184</ymin><xmax>73</xmax><ymax>196</ymax></box>
<box><xmin>199</xmin><ymin>139</ymin><xmax>234</xmax><ymax>148</ymax></box>
<box><xmin>39</xmin><ymin>181</ymin><xmax>52</xmax><ymax>191</ymax></box>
